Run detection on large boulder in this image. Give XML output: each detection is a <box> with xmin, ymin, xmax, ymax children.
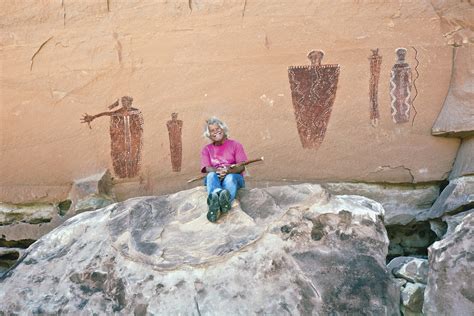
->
<box><xmin>0</xmin><ymin>184</ymin><xmax>400</xmax><ymax>314</ymax></box>
<box><xmin>443</xmin><ymin>209</ymin><xmax>474</xmax><ymax>237</ymax></box>
<box><xmin>390</xmin><ymin>257</ymin><xmax>428</xmax><ymax>284</ymax></box>
<box><xmin>323</xmin><ymin>183</ymin><xmax>439</xmax><ymax>226</ymax></box>
<box><xmin>73</xmin><ymin>194</ymin><xmax>115</xmax><ymax>214</ymax></box>
<box><xmin>423</xmin><ymin>212</ymin><xmax>474</xmax><ymax>315</ymax></box>
<box><xmin>418</xmin><ymin>176</ymin><xmax>474</xmax><ymax>221</ymax></box>
<box><xmin>67</xmin><ymin>170</ymin><xmax>116</xmax><ymax>214</ymax></box>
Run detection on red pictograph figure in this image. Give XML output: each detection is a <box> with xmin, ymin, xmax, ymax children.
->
<box><xmin>390</xmin><ymin>48</ymin><xmax>413</xmax><ymax>124</ymax></box>
<box><xmin>81</xmin><ymin>96</ymin><xmax>144</xmax><ymax>178</ymax></box>
<box><xmin>369</xmin><ymin>49</ymin><xmax>382</xmax><ymax>126</ymax></box>
<box><xmin>166</xmin><ymin>113</ymin><xmax>183</xmax><ymax>172</ymax></box>
<box><xmin>288</xmin><ymin>50</ymin><xmax>340</xmax><ymax>149</ymax></box>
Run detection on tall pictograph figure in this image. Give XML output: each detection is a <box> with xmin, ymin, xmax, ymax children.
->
<box><xmin>390</xmin><ymin>48</ymin><xmax>413</xmax><ymax>124</ymax></box>
<box><xmin>369</xmin><ymin>49</ymin><xmax>382</xmax><ymax>126</ymax></box>
<box><xmin>167</xmin><ymin>113</ymin><xmax>183</xmax><ymax>172</ymax></box>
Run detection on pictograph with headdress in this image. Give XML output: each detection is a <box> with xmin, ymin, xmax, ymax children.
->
<box><xmin>288</xmin><ymin>50</ymin><xmax>340</xmax><ymax>149</ymax></box>
<box><xmin>389</xmin><ymin>48</ymin><xmax>419</xmax><ymax>124</ymax></box>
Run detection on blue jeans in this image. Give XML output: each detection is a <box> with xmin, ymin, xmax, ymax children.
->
<box><xmin>204</xmin><ymin>172</ymin><xmax>245</xmax><ymax>202</ymax></box>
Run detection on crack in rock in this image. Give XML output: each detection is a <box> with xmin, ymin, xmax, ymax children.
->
<box><xmin>242</xmin><ymin>0</ymin><xmax>247</xmax><ymax>19</ymax></box>
<box><xmin>30</xmin><ymin>36</ymin><xmax>53</xmax><ymax>71</ymax></box>
<box><xmin>194</xmin><ymin>296</ymin><xmax>201</xmax><ymax>316</ymax></box>
<box><xmin>113</xmin><ymin>33</ymin><xmax>122</xmax><ymax>64</ymax></box>
<box><xmin>61</xmin><ymin>0</ymin><xmax>66</xmax><ymax>26</ymax></box>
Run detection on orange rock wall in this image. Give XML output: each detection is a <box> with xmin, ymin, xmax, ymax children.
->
<box><xmin>0</xmin><ymin>1</ymin><xmax>463</xmax><ymax>202</ymax></box>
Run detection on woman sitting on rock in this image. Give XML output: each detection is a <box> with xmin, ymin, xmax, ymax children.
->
<box><xmin>201</xmin><ymin>117</ymin><xmax>248</xmax><ymax>222</ymax></box>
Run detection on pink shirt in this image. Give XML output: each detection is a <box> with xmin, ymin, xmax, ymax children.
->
<box><xmin>201</xmin><ymin>139</ymin><xmax>248</xmax><ymax>173</ymax></box>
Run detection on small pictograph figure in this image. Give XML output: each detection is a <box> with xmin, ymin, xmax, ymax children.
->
<box><xmin>166</xmin><ymin>113</ymin><xmax>183</xmax><ymax>172</ymax></box>
<box><xmin>81</xmin><ymin>96</ymin><xmax>144</xmax><ymax>178</ymax></box>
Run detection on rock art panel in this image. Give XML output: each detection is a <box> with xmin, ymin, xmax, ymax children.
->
<box><xmin>166</xmin><ymin>113</ymin><xmax>183</xmax><ymax>172</ymax></box>
<box><xmin>368</xmin><ymin>49</ymin><xmax>382</xmax><ymax>126</ymax></box>
<box><xmin>390</xmin><ymin>48</ymin><xmax>413</xmax><ymax>124</ymax></box>
<box><xmin>81</xmin><ymin>96</ymin><xmax>143</xmax><ymax>178</ymax></box>
<box><xmin>288</xmin><ymin>50</ymin><xmax>340</xmax><ymax>149</ymax></box>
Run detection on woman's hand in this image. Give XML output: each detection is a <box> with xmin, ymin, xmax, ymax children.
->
<box><xmin>217</xmin><ymin>167</ymin><xmax>228</xmax><ymax>179</ymax></box>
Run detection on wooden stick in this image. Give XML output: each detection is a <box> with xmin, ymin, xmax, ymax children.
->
<box><xmin>187</xmin><ymin>157</ymin><xmax>264</xmax><ymax>183</ymax></box>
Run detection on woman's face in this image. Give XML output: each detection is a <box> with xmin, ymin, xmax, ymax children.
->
<box><xmin>209</xmin><ymin>124</ymin><xmax>224</xmax><ymax>142</ymax></box>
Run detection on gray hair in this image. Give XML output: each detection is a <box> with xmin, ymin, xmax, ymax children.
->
<box><xmin>203</xmin><ymin>117</ymin><xmax>229</xmax><ymax>138</ymax></box>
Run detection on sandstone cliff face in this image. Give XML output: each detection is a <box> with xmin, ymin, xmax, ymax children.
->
<box><xmin>0</xmin><ymin>1</ymin><xmax>465</xmax><ymax>203</ymax></box>
<box><xmin>432</xmin><ymin>46</ymin><xmax>474</xmax><ymax>137</ymax></box>
<box><xmin>0</xmin><ymin>184</ymin><xmax>400</xmax><ymax>314</ymax></box>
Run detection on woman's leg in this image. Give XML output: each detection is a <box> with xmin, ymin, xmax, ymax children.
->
<box><xmin>205</xmin><ymin>172</ymin><xmax>223</xmax><ymax>222</ymax></box>
<box><xmin>205</xmin><ymin>172</ymin><xmax>222</xmax><ymax>195</ymax></box>
<box><xmin>222</xmin><ymin>174</ymin><xmax>245</xmax><ymax>202</ymax></box>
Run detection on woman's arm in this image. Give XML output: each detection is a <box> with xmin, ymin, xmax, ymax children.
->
<box><xmin>204</xmin><ymin>166</ymin><xmax>217</xmax><ymax>173</ymax></box>
<box><xmin>227</xmin><ymin>165</ymin><xmax>245</xmax><ymax>174</ymax></box>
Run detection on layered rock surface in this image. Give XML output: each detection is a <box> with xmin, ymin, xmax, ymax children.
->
<box><xmin>0</xmin><ymin>171</ymin><xmax>116</xmax><ymax>277</ymax></box>
<box><xmin>0</xmin><ymin>184</ymin><xmax>400</xmax><ymax>314</ymax></box>
<box><xmin>324</xmin><ymin>182</ymin><xmax>439</xmax><ymax>226</ymax></box>
<box><xmin>0</xmin><ymin>203</ymin><xmax>58</xmax><ymax>226</ymax></box>
<box><xmin>0</xmin><ymin>170</ymin><xmax>115</xmax><ymax>243</ymax></box>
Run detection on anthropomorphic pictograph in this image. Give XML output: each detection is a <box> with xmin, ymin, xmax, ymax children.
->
<box><xmin>369</xmin><ymin>49</ymin><xmax>382</xmax><ymax>126</ymax></box>
<box><xmin>288</xmin><ymin>50</ymin><xmax>340</xmax><ymax>149</ymax></box>
<box><xmin>390</xmin><ymin>48</ymin><xmax>413</xmax><ymax>124</ymax></box>
<box><xmin>81</xmin><ymin>96</ymin><xmax>143</xmax><ymax>178</ymax></box>
<box><xmin>166</xmin><ymin>113</ymin><xmax>183</xmax><ymax>172</ymax></box>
